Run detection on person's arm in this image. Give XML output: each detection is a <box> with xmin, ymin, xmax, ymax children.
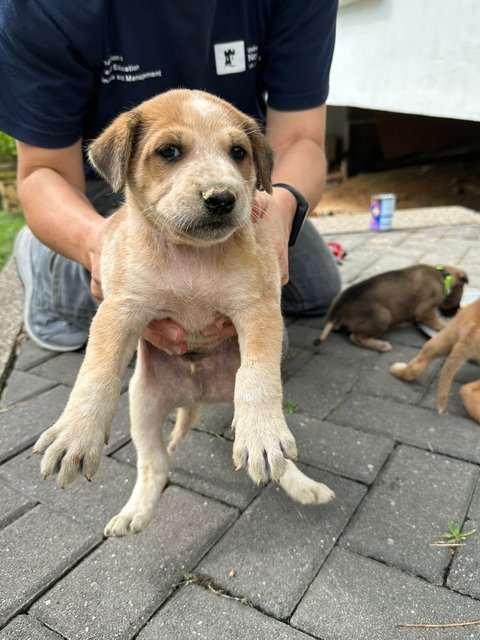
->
<box><xmin>16</xmin><ymin>139</ymin><xmax>107</xmax><ymax>298</ymax></box>
<box><xmin>254</xmin><ymin>104</ymin><xmax>328</xmax><ymax>284</ymax></box>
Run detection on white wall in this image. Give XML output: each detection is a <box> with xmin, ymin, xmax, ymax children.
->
<box><xmin>328</xmin><ymin>0</ymin><xmax>480</xmax><ymax>121</ymax></box>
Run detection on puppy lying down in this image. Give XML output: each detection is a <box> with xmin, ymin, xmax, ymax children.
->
<box><xmin>390</xmin><ymin>299</ymin><xmax>480</xmax><ymax>420</ymax></box>
<box><xmin>33</xmin><ymin>89</ymin><xmax>334</xmax><ymax>537</ymax></box>
<box><xmin>317</xmin><ymin>264</ymin><xmax>468</xmax><ymax>352</ymax></box>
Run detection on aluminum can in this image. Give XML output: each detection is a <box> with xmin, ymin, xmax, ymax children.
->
<box><xmin>369</xmin><ymin>193</ymin><xmax>396</xmax><ymax>231</ymax></box>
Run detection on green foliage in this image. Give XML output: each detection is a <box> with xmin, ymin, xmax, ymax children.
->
<box><xmin>439</xmin><ymin>521</ymin><xmax>476</xmax><ymax>545</ymax></box>
<box><xmin>283</xmin><ymin>398</ymin><xmax>298</xmax><ymax>414</ymax></box>
<box><xmin>0</xmin><ymin>132</ymin><xmax>17</xmax><ymax>161</ymax></box>
<box><xmin>0</xmin><ymin>209</ymin><xmax>24</xmax><ymax>270</ymax></box>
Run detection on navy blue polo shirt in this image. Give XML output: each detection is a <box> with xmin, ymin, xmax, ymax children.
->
<box><xmin>0</xmin><ymin>0</ymin><xmax>337</xmax><ymax>156</ymax></box>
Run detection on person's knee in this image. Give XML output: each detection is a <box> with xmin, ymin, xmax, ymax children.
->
<box><xmin>283</xmin><ymin>222</ymin><xmax>342</xmax><ymax>316</ymax></box>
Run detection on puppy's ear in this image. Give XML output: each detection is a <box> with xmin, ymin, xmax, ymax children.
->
<box><xmin>245</xmin><ymin>121</ymin><xmax>274</xmax><ymax>194</ymax></box>
<box><xmin>87</xmin><ymin>110</ymin><xmax>140</xmax><ymax>192</ymax></box>
<box><xmin>459</xmin><ymin>270</ymin><xmax>469</xmax><ymax>284</ymax></box>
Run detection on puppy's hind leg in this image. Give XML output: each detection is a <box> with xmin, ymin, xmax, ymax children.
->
<box><xmin>279</xmin><ymin>460</ymin><xmax>335</xmax><ymax>505</ymax></box>
<box><xmin>437</xmin><ymin>342</ymin><xmax>469</xmax><ymax>414</ymax></box>
<box><xmin>390</xmin><ymin>331</ymin><xmax>454</xmax><ymax>382</ymax></box>
<box><xmin>459</xmin><ymin>379</ymin><xmax>480</xmax><ymax>423</ymax></box>
<box><xmin>350</xmin><ymin>334</ymin><xmax>392</xmax><ymax>352</ymax></box>
<box><xmin>349</xmin><ymin>305</ymin><xmax>392</xmax><ymax>352</ymax></box>
<box><xmin>168</xmin><ymin>404</ymin><xmax>201</xmax><ymax>454</ymax></box>
<box><xmin>105</xmin><ymin>358</ymin><xmax>172</xmax><ymax>537</ymax></box>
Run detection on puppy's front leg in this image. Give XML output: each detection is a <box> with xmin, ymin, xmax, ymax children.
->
<box><xmin>232</xmin><ymin>304</ymin><xmax>297</xmax><ymax>484</ymax></box>
<box><xmin>33</xmin><ymin>299</ymin><xmax>143</xmax><ymax>487</ymax></box>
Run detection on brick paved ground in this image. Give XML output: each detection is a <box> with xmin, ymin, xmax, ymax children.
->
<box><xmin>1</xmin><ymin>221</ymin><xmax>480</xmax><ymax>639</ymax></box>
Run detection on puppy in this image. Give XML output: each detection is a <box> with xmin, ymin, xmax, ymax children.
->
<box><xmin>390</xmin><ymin>300</ymin><xmax>480</xmax><ymax>418</ymax></box>
<box><xmin>316</xmin><ymin>264</ymin><xmax>468</xmax><ymax>352</ymax></box>
<box><xmin>32</xmin><ymin>89</ymin><xmax>334</xmax><ymax>537</ymax></box>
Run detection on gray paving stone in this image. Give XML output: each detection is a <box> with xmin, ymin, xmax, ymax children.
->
<box><xmin>364</xmin><ymin>231</ymin><xmax>409</xmax><ymax>247</ymax></box>
<box><xmin>0</xmin><ymin>615</ymin><xmax>64</xmax><ymax>639</ymax></box>
<box><xmin>452</xmin><ymin>359</ymin><xmax>480</xmax><ymax>385</ymax></box>
<box><xmin>0</xmin><ymin>385</ymin><xmax>71</xmax><ymax>464</ymax></box>
<box><xmin>196</xmin><ymin>466</ymin><xmax>366</xmax><ymax>619</ymax></box>
<box><xmin>330</xmin><ymin>392</ymin><xmax>480</xmax><ymax>464</ymax></box>
<box><xmin>31</xmin><ymin>486</ymin><xmax>237</xmax><ymax>640</ymax></box>
<box><xmin>284</xmin><ymin>413</ymin><xmax>393</xmax><ymax>484</ymax></box>
<box><xmin>447</xmin><ymin>476</ymin><xmax>480</xmax><ymax>599</ymax></box>
<box><xmin>420</xmin><ymin>379</ymin><xmax>470</xmax><ymax>418</ymax></box>
<box><xmin>291</xmin><ymin>547</ymin><xmax>480</xmax><ymax>640</ymax></box>
<box><xmin>13</xmin><ymin>340</ymin><xmax>58</xmax><ymax>372</ymax></box>
<box><xmin>383</xmin><ymin>325</ymin><xmax>429</xmax><ymax>349</ymax></box>
<box><xmin>29</xmin><ymin>352</ymin><xmax>85</xmax><ymax>387</ymax></box>
<box><xmin>340</xmin><ymin>445</ymin><xmax>478</xmax><ymax>583</ymax></box>
<box><xmin>29</xmin><ymin>352</ymin><xmax>134</xmax><ymax>392</ymax></box>
<box><xmin>0</xmin><ymin>504</ymin><xmax>100</xmax><ymax>627</ymax></box>
<box><xmin>282</xmin><ymin>354</ymin><xmax>364</xmax><ymax>420</ymax></box>
<box><xmin>359</xmin><ymin>254</ymin><xmax>421</xmax><ymax>280</ymax></box>
<box><xmin>113</xmin><ymin>430</ymin><xmax>260</xmax><ymax>510</ymax></box>
<box><xmin>0</xmin><ymin>451</ymin><xmax>137</xmax><ymax>533</ymax></box>
<box><xmin>281</xmin><ymin>347</ymin><xmax>315</xmax><ymax>382</ymax></box>
<box><xmin>138</xmin><ymin>584</ymin><xmax>312</xmax><ymax>640</ymax></box>
<box><xmin>420</xmin><ymin>242</ymin><xmax>472</xmax><ymax>265</ymax></box>
<box><xmin>189</xmin><ymin>402</ymin><xmax>233</xmax><ymax>435</ymax></box>
<box><xmin>312</xmin><ymin>330</ymin><xmax>380</xmax><ymax>363</ymax></box>
<box><xmin>0</xmin><ymin>478</ymin><xmax>36</xmax><ymax>530</ymax></box>
<box><xmin>105</xmin><ymin>391</ymin><xmax>135</xmax><ymax>455</ymax></box>
<box><xmin>354</xmin><ymin>344</ymin><xmax>440</xmax><ymax>405</ymax></box>
<box><xmin>0</xmin><ymin>370</ymin><xmax>57</xmax><ymax>408</ymax></box>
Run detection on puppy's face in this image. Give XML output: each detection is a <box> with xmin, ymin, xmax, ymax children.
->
<box><xmin>88</xmin><ymin>90</ymin><xmax>273</xmax><ymax>244</ymax></box>
<box><xmin>439</xmin><ymin>266</ymin><xmax>469</xmax><ymax>315</ymax></box>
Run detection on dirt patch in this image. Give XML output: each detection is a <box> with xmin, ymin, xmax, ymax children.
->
<box><xmin>313</xmin><ymin>157</ymin><xmax>480</xmax><ymax>216</ymax></box>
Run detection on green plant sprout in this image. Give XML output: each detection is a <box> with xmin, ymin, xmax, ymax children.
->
<box><xmin>437</xmin><ymin>521</ymin><xmax>476</xmax><ymax>545</ymax></box>
<box><xmin>283</xmin><ymin>398</ymin><xmax>298</xmax><ymax>414</ymax></box>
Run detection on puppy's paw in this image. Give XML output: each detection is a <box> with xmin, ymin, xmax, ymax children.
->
<box><xmin>232</xmin><ymin>418</ymin><xmax>297</xmax><ymax>485</ymax></box>
<box><xmin>281</xmin><ymin>466</ymin><xmax>335</xmax><ymax>506</ymax></box>
<box><xmin>104</xmin><ymin>508</ymin><xmax>153</xmax><ymax>537</ymax></box>
<box><xmin>377</xmin><ymin>340</ymin><xmax>392</xmax><ymax>352</ymax></box>
<box><xmin>390</xmin><ymin>362</ymin><xmax>412</xmax><ymax>380</ymax></box>
<box><xmin>437</xmin><ymin>398</ymin><xmax>448</xmax><ymax>414</ymax></box>
<box><xmin>33</xmin><ymin>419</ymin><xmax>106</xmax><ymax>488</ymax></box>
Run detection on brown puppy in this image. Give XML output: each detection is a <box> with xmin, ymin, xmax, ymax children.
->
<box><xmin>390</xmin><ymin>300</ymin><xmax>480</xmax><ymax>418</ymax></box>
<box><xmin>32</xmin><ymin>89</ymin><xmax>334</xmax><ymax>537</ymax></box>
<box><xmin>317</xmin><ymin>264</ymin><xmax>468</xmax><ymax>352</ymax></box>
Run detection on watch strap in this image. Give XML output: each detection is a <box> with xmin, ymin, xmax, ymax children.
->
<box><xmin>273</xmin><ymin>182</ymin><xmax>310</xmax><ymax>247</ymax></box>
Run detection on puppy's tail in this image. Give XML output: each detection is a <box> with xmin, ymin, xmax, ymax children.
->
<box><xmin>314</xmin><ymin>295</ymin><xmax>342</xmax><ymax>346</ymax></box>
<box><xmin>314</xmin><ymin>321</ymin><xmax>334</xmax><ymax>345</ymax></box>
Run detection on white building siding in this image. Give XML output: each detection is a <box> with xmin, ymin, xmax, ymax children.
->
<box><xmin>328</xmin><ymin>0</ymin><xmax>480</xmax><ymax>121</ymax></box>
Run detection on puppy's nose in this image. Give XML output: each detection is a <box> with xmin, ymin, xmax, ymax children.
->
<box><xmin>202</xmin><ymin>189</ymin><xmax>236</xmax><ymax>215</ymax></box>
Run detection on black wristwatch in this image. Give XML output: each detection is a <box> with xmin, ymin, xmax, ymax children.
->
<box><xmin>272</xmin><ymin>183</ymin><xmax>310</xmax><ymax>247</ymax></box>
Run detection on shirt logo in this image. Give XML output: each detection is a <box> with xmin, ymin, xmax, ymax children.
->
<box><xmin>214</xmin><ymin>41</ymin><xmax>246</xmax><ymax>75</ymax></box>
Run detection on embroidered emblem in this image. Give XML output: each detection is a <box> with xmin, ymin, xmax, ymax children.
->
<box><xmin>214</xmin><ymin>41</ymin><xmax>246</xmax><ymax>75</ymax></box>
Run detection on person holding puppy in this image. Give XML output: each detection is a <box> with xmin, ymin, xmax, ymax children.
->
<box><xmin>0</xmin><ymin>0</ymin><xmax>341</xmax><ymax>353</ymax></box>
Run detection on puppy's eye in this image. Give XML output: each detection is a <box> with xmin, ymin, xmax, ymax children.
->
<box><xmin>231</xmin><ymin>146</ymin><xmax>246</xmax><ymax>161</ymax></box>
<box><xmin>157</xmin><ymin>144</ymin><xmax>181</xmax><ymax>161</ymax></box>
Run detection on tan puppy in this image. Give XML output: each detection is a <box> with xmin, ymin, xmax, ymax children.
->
<box><xmin>317</xmin><ymin>265</ymin><xmax>468</xmax><ymax>352</ymax></box>
<box><xmin>32</xmin><ymin>89</ymin><xmax>334</xmax><ymax>537</ymax></box>
<box><xmin>390</xmin><ymin>300</ymin><xmax>480</xmax><ymax>417</ymax></box>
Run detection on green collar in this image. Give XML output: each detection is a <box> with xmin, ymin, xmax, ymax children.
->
<box><xmin>436</xmin><ymin>265</ymin><xmax>453</xmax><ymax>296</ymax></box>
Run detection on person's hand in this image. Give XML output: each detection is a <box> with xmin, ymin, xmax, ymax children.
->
<box><xmin>144</xmin><ymin>314</ymin><xmax>237</xmax><ymax>354</ymax></box>
<box><xmin>87</xmin><ymin>216</ymin><xmax>111</xmax><ymax>302</ymax></box>
<box><xmin>252</xmin><ymin>189</ymin><xmax>294</xmax><ymax>285</ymax></box>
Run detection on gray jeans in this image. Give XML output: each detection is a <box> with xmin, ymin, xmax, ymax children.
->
<box><xmin>34</xmin><ymin>178</ymin><xmax>341</xmax><ymax>331</ymax></box>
